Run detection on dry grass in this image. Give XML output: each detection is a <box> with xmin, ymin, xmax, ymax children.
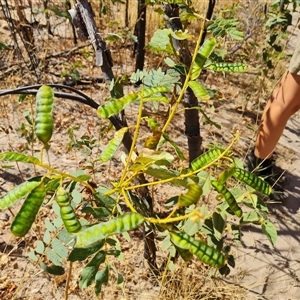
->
<box><xmin>157</xmin><ymin>261</ymin><xmax>246</xmax><ymax>300</ymax></box>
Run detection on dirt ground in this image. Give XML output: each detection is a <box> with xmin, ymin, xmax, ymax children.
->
<box><xmin>1</xmin><ymin>1</ymin><xmax>300</xmax><ymax>300</ymax></box>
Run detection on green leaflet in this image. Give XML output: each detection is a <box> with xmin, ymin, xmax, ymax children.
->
<box><xmin>233</xmin><ymin>168</ymin><xmax>272</xmax><ymax>195</ymax></box>
<box><xmin>94</xmin><ymin>265</ymin><xmax>109</xmax><ymax>295</ymax></box>
<box><xmin>0</xmin><ymin>179</ymin><xmax>42</xmax><ymax>210</ymax></box>
<box><xmin>207</xmin><ymin>62</ymin><xmax>247</xmax><ymax>73</ymax></box>
<box><xmin>193</xmin><ymin>106</ymin><xmax>221</xmax><ymax>129</ymax></box>
<box><xmin>147</xmin><ymin>28</ymin><xmax>174</xmax><ymax>54</ymax></box>
<box><xmin>178</xmin><ymin>183</ymin><xmax>203</xmax><ymax>207</ymax></box>
<box><xmin>144</xmin><ymin>165</ymin><xmax>187</xmax><ymax>186</ymax></box>
<box><xmin>162</xmin><ymin>133</ymin><xmax>186</xmax><ymax>161</ymax></box>
<box><xmin>10</xmin><ymin>181</ymin><xmax>46</xmax><ymax>237</ymax></box>
<box><xmin>262</xmin><ymin>220</ymin><xmax>277</xmax><ymax>246</ymax></box>
<box><xmin>175</xmin><ymin>246</ymin><xmax>193</xmax><ymax>262</ymax></box>
<box><xmin>0</xmin><ymin>152</ymin><xmax>40</xmax><ymax>164</ymax></box>
<box><xmin>190</xmin><ymin>148</ymin><xmax>223</xmax><ymax>172</ymax></box>
<box><xmin>79</xmin><ymin>250</ymin><xmax>106</xmax><ymax>289</ymax></box>
<box><xmin>68</xmin><ymin>240</ymin><xmax>105</xmax><ymax>262</ymax></box>
<box><xmin>188</xmin><ymin>81</ymin><xmax>210</xmax><ymax>101</ymax></box>
<box><xmin>40</xmin><ymin>262</ymin><xmax>65</xmax><ymax>275</ymax></box>
<box><xmin>191</xmin><ymin>37</ymin><xmax>217</xmax><ymax>80</ymax></box>
<box><xmin>76</xmin><ymin>212</ymin><xmax>145</xmax><ymax>247</ymax></box>
<box><xmin>170</xmin><ymin>231</ymin><xmax>225</xmax><ymax>268</ymax></box>
<box><xmin>211</xmin><ymin>181</ymin><xmax>243</xmax><ymax>217</ymax></box>
<box><xmin>212</xmin><ymin>212</ymin><xmax>227</xmax><ymax>241</ymax></box>
<box><xmin>98</xmin><ymin>127</ymin><xmax>128</xmax><ymax>162</ymax></box>
<box><xmin>207</xmin><ymin>18</ymin><xmax>244</xmax><ymax>41</ymax></box>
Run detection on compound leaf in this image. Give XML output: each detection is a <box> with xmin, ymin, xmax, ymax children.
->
<box><xmin>79</xmin><ymin>250</ymin><xmax>106</xmax><ymax>289</ymax></box>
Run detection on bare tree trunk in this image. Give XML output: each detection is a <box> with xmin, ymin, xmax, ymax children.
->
<box><xmin>164</xmin><ymin>4</ymin><xmax>202</xmax><ymax>162</ymax></box>
<box><xmin>125</xmin><ymin>0</ymin><xmax>129</xmax><ymax>27</ymax></box>
<box><xmin>134</xmin><ymin>0</ymin><xmax>147</xmax><ymax>71</ymax></box>
<box><xmin>200</xmin><ymin>0</ymin><xmax>216</xmax><ymax>46</ymax></box>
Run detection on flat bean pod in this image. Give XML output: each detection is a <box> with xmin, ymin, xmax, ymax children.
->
<box><xmin>233</xmin><ymin>168</ymin><xmax>272</xmax><ymax>195</ymax></box>
<box><xmin>211</xmin><ymin>180</ymin><xmax>243</xmax><ymax>217</ymax></box>
<box><xmin>178</xmin><ymin>183</ymin><xmax>203</xmax><ymax>207</ymax></box>
<box><xmin>76</xmin><ymin>212</ymin><xmax>145</xmax><ymax>247</ymax></box>
<box><xmin>0</xmin><ymin>180</ymin><xmax>41</xmax><ymax>210</ymax></box>
<box><xmin>10</xmin><ymin>182</ymin><xmax>46</xmax><ymax>237</ymax></box>
<box><xmin>190</xmin><ymin>149</ymin><xmax>222</xmax><ymax>172</ymax></box>
<box><xmin>170</xmin><ymin>231</ymin><xmax>225</xmax><ymax>268</ymax></box>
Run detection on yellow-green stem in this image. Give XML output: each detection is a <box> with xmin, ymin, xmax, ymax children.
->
<box><xmin>161</xmin><ymin>19</ymin><xmax>205</xmax><ymax>134</ymax></box>
<box><xmin>146</xmin><ymin>210</ymin><xmax>195</xmax><ymax>224</ymax></box>
<box><xmin>39</xmin><ymin>162</ymin><xmax>96</xmax><ymax>193</ymax></box>
<box><xmin>119</xmin><ymin>88</ymin><xmax>145</xmax><ymax>185</ymax></box>
<box><xmin>121</xmin><ymin>188</ymin><xmax>137</xmax><ymax>213</ymax></box>
<box><xmin>125</xmin><ymin>132</ymin><xmax>240</xmax><ymax>191</ymax></box>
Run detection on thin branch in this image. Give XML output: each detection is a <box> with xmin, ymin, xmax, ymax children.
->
<box><xmin>0</xmin><ymin>84</ymin><xmax>99</xmax><ymax>109</ymax></box>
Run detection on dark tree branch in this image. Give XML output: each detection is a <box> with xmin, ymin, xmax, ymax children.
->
<box><xmin>0</xmin><ymin>84</ymin><xmax>99</xmax><ymax>109</ymax></box>
<box><xmin>164</xmin><ymin>4</ymin><xmax>202</xmax><ymax>163</ymax></box>
<box><xmin>134</xmin><ymin>0</ymin><xmax>147</xmax><ymax>71</ymax></box>
<box><xmin>200</xmin><ymin>0</ymin><xmax>216</xmax><ymax>46</ymax></box>
<box><xmin>0</xmin><ymin>84</ymin><xmax>135</xmax><ymax>153</ymax></box>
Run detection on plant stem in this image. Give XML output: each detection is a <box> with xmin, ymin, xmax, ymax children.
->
<box><xmin>65</xmin><ymin>261</ymin><xmax>73</xmax><ymax>300</ymax></box>
<box><xmin>119</xmin><ymin>87</ymin><xmax>145</xmax><ymax>185</ymax></box>
<box><xmin>161</xmin><ymin>19</ymin><xmax>205</xmax><ymax>134</ymax></box>
<box><xmin>121</xmin><ymin>189</ymin><xmax>137</xmax><ymax>213</ymax></box>
<box><xmin>125</xmin><ymin>131</ymin><xmax>240</xmax><ymax>191</ymax></box>
<box><xmin>37</xmin><ymin>162</ymin><xmax>96</xmax><ymax>193</ymax></box>
<box><xmin>146</xmin><ymin>210</ymin><xmax>195</xmax><ymax>224</ymax></box>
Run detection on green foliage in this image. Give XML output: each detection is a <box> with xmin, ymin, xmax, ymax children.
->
<box><xmin>207</xmin><ymin>17</ymin><xmax>244</xmax><ymax>41</ymax></box>
<box><xmin>191</xmin><ymin>37</ymin><xmax>217</xmax><ymax>80</ymax></box>
<box><xmin>0</xmin><ymin>1</ymin><xmax>283</xmax><ymax>297</ymax></box>
<box><xmin>262</xmin><ymin>1</ymin><xmax>294</xmax><ymax>70</ymax></box>
<box><xmin>147</xmin><ymin>29</ymin><xmax>175</xmax><ymax>54</ymax></box>
<box><xmin>97</xmin><ymin>86</ymin><xmax>170</xmax><ymax>119</ymax></box>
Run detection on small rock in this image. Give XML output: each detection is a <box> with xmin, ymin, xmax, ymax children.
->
<box><xmin>0</xmin><ymin>212</ymin><xmax>9</xmax><ymax>221</ymax></box>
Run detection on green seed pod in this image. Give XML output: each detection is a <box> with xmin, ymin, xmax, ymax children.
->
<box><xmin>170</xmin><ymin>231</ymin><xmax>225</xmax><ymax>268</ymax></box>
<box><xmin>76</xmin><ymin>212</ymin><xmax>145</xmax><ymax>247</ymax></box>
<box><xmin>178</xmin><ymin>183</ymin><xmax>203</xmax><ymax>207</ymax></box>
<box><xmin>190</xmin><ymin>149</ymin><xmax>223</xmax><ymax>172</ymax></box>
<box><xmin>56</xmin><ymin>187</ymin><xmax>81</xmax><ymax>234</ymax></box>
<box><xmin>56</xmin><ymin>187</ymin><xmax>70</xmax><ymax>207</ymax></box>
<box><xmin>211</xmin><ymin>180</ymin><xmax>243</xmax><ymax>218</ymax></box>
<box><xmin>175</xmin><ymin>246</ymin><xmax>193</xmax><ymax>262</ymax></box>
<box><xmin>233</xmin><ymin>168</ymin><xmax>272</xmax><ymax>195</ymax></box>
<box><xmin>35</xmin><ymin>85</ymin><xmax>54</xmax><ymax>146</ymax></box>
<box><xmin>10</xmin><ymin>182</ymin><xmax>46</xmax><ymax>237</ymax></box>
<box><xmin>0</xmin><ymin>180</ymin><xmax>41</xmax><ymax>210</ymax></box>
